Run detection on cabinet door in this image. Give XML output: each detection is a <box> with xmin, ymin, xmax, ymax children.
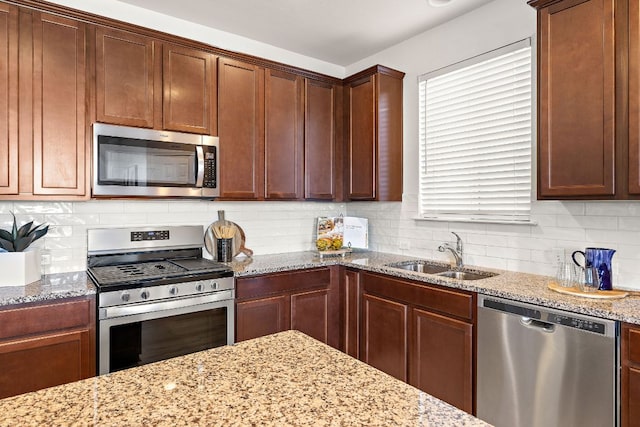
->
<box><xmin>623</xmin><ymin>366</ymin><xmax>640</xmax><ymax>427</ymax></box>
<box><xmin>537</xmin><ymin>0</ymin><xmax>615</xmax><ymax>198</ymax></box>
<box><xmin>360</xmin><ymin>293</ymin><xmax>407</xmax><ymax>382</ymax></box>
<box><xmin>409</xmin><ymin>307</ymin><xmax>473</xmax><ymax>413</ymax></box>
<box><xmin>163</xmin><ymin>44</ymin><xmax>215</xmax><ymax>135</ymax></box>
<box><xmin>0</xmin><ymin>3</ymin><xmax>18</xmax><ymax>195</ymax></box>
<box><xmin>630</xmin><ymin>0</ymin><xmax>640</xmax><ymax>195</ymax></box>
<box><xmin>305</xmin><ymin>79</ymin><xmax>336</xmax><ymax>200</ymax></box>
<box><xmin>622</xmin><ymin>323</ymin><xmax>640</xmax><ymax>427</ymax></box>
<box><xmin>32</xmin><ymin>12</ymin><xmax>87</xmax><ymax>196</ymax></box>
<box><xmin>0</xmin><ymin>329</ymin><xmax>92</xmax><ymax>399</ymax></box>
<box><xmin>347</xmin><ymin>74</ymin><xmax>376</xmax><ymax>200</ymax></box>
<box><xmin>265</xmin><ymin>69</ymin><xmax>303</xmax><ymax>199</ymax></box>
<box><xmin>291</xmin><ymin>288</ymin><xmax>329</xmax><ymax>344</ymax></box>
<box><xmin>343</xmin><ymin>269</ymin><xmax>360</xmax><ymax>358</ymax></box>
<box><xmin>236</xmin><ymin>295</ymin><xmax>288</xmax><ymax>342</ymax></box>
<box><xmin>218</xmin><ymin>57</ymin><xmax>265</xmax><ymax>199</ymax></box>
<box><xmin>95</xmin><ymin>27</ymin><xmax>157</xmax><ymax>128</ymax></box>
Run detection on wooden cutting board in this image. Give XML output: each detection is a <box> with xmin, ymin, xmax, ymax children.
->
<box><xmin>204</xmin><ymin>211</ymin><xmax>253</xmax><ymax>260</ymax></box>
<box><xmin>548</xmin><ymin>281</ymin><xmax>629</xmax><ymax>299</ymax></box>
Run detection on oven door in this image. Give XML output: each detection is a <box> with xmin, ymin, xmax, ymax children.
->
<box><xmin>98</xmin><ymin>292</ymin><xmax>234</xmax><ymax>375</ymax></box>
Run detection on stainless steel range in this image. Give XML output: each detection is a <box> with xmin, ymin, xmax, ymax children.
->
<box><xmin>87</xmin><ymin>225</ymin><xmax>235</xmax><ymax>375</ymax></box>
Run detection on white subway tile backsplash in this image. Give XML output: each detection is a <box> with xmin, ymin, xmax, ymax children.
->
<box><xmin>347</xmin><ymin>200</ymin><xmax>640</xmax><ymax>290</ymax></box>
<box><xmin>2</xmin><ymin>198</ymin><xmax>640</xmax><ymax>290</ymax></box>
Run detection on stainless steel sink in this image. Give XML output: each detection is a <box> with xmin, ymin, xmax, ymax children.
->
<box><xmin>386</xmin><ymin>261</ymin><xmax>450</xmax><ymax>274</ymax></box>
<box><xmin>437</xmin><ymin>270</ymin><xmax>495</xmax><ymax>281</ymax></box>
<box><xmin>386</xmin><ymin>261</ymin><xmax>496</xmax><ymax>281</ymax></box>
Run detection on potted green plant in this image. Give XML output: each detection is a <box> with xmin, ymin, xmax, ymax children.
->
<box><xmin>0</xmin><ymin>212</ymin><xmax>48</xmax><ymax>286</ymax></box>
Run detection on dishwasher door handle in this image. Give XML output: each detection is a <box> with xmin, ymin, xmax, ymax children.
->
<box><xmin>520</xmin><ymin>317</ymin><xmax>555</xmax><ymax>333</ymax></box>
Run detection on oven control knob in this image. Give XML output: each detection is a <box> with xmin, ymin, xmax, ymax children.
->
<box><xmin>169</xmin><ymin>286</ymin><xmax>178</xmax><ymax>295</ymax></box>
<box><xmin>120</xmin><ymin>291</ymin><xmax>131</xmax><ymax>302</ymax></box>
<box><xmin>196</xmin><ymin>283</ymin><xmax>205</xmax><ymax>292</ymax></box>
<box><xmin>140</xmin><ymin>289</ymin><xmax>150</xmax><ymax>300</ymax></box>
<box><xmin>211</xmin><ymin>282</ymin><xmax>218</xmax><ymax>291</ymax></box>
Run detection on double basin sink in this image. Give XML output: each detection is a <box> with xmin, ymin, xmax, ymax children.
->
<box><xmin>386</xmin><ymin>260</ymin><xmax>496</xmax><ymax>281</ymax></box>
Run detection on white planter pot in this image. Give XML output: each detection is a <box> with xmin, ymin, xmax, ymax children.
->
<box><xmin>0</xmin><ymin>248</ymin><xmax>41</xmax><ymax>286</ymax></box>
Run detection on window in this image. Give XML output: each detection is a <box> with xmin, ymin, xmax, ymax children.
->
<box><xmin>418</xmin><ymin>39</ymin><xmax>533</xmax><ymax>223</ymax></box>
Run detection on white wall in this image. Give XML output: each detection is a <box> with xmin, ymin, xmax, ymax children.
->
<box><xmin>0</xmin><ymin>201</ymin><xmax>344</xmax><ymax>274</ymax></box>
<box><xmin>345</xmin><ymin>0</ymin><xmax>640</xmax><ymax>290</ymax></box>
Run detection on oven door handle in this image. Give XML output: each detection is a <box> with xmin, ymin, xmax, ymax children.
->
<box><xmin>100</xmin><ymin>290</ymin><xmax>234</xmax><ymax>320</ymax></box>
<box><xmin>196</xmin><ymin>145</ymin><xmax>205</xmax><ymax>188</ymax></box>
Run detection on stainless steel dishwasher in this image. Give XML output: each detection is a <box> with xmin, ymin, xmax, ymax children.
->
<box><xmin>476</xmin><ymin>295</ymin><xmax>618</xmax><ymax>427</ymax></box>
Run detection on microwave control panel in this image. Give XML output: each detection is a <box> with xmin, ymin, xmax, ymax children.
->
<box><xmin>203</xmin><ymin>149</ymin><xmax>216</xmax><ymax>188</ymax></box>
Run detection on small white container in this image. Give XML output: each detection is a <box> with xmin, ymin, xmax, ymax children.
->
<box><xmin>0</xmin><ymin>248</ymin><xmax>41</xmax><ymax>286</ymax></box>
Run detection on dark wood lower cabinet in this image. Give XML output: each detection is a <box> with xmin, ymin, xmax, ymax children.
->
<box><xmin>409</xmin><ymin>307</ymin><xmax>473</xmax><ymax>413</ymax></box>
<box><xmin>236</xmin><ymin>295</ymin><xmax>288</xmax><ymax>342</ymax></box>
<box><xmin>342</xmin><ymin>268</ymin><xmax>360</xmax><ymax>358</ymax></box>
<box><xmin>235</xmin><ymin>267</ymin><xmax>339</xmax><ymax>348</ymax></box>
<box><xmin>361</xmin><ymin>293</ymin><xmax>407</xmax><ymax>382</ymax></box>
<box><xmin>622</xmin><ymin>322</ymin><xmax>640</xmax><ymax>427</ymax></box>
<box><xmin>0</xmin><ymin>297</ymin><xmax>95</xmax><ymax>399</ymax></box>
<box><xmin>359</xmin><ymin>271</ymin><xmax>475</xmax><ymax>413</ymax></box>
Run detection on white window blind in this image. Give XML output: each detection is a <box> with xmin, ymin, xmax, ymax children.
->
<box><xmin>418</xmin><ymin>39</ymin><xmax>533</xmax><ymax>223</ymax></box>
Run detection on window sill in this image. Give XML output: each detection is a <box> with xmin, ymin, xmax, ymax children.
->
<box><xmin>413</xmin><ymin>216</ymin><xmax>538</xmax><ymax>226</ymax></box>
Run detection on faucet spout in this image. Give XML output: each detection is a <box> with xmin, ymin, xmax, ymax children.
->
<box><xmin>438</xmin><ymin>232</ymin><xmax>464</xmax><ymax>268</ymax></box>
<box><xmin>438</xmin><ymin>244</ymin><xmax>463</xmax><ymax>268</ymax></box>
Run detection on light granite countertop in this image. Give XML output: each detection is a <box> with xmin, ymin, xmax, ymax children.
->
<box><xmin>0</xmin><ymin>271</ymin><xmax>95</xmax><ymax>307</ymax></box>
<box><xmin>1</xmin><ymin>250</ymin><xmax>639</xmax><ymax>325</ymax></box>
<box><xmin>229</xmin><ymin>250</ymin><xmax>640</xmax><ymax>325</ymax></box>
<box><xmin>0</xmin><ymin>330</ymin><xmax>490</xmax><ymax>427</ymax></box>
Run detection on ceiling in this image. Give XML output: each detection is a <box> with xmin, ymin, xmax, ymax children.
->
<box><xmin>116</xmin><ymin>0</ymin><xmax>495</xmax><ymax>66</ymax></box>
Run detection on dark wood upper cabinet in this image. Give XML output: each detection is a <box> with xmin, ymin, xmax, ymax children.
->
<box><xmin>345</xmin><ymin>65</ymin><xmax>404</xmax><ymax>201</ymax></box>
<box><xmin>0</xmin><ymin>3</ymin><xmax>18</xmax><ymax>195</ymax></box>
<box><xmin>163</xmin><ymin>44</ymin><xmax>216</xmax><ymax>135</ymax></box>
<box><xmin>265</xmin><ymin>69</ymin><xmax>304</xmax><ymax>199</ymax></box>
<box><xmin>629</xmin><ymin>0</ymin><xmax>640</xmax><ymax>195</ymax></box>
<box><xmin>218</xmin><ymin>57</ymin><xmax>265</xmax><ymax>200</ymax></box>
<box><xmin>31</xmin><ymin>11</ymin><xmax>87</xmax><ymax>197</ymax></box>
<box><xmin>305</xmin><ymin>79</ymin><xmax>337</xmax><ymax>200</ymax></box>
<box><xmin>535</xmin><ymin>0</ymin><xmax>615</xmax><ymax>198</ymax></box>
<box><xmin>95</xmin><ymin>27</ymin><xmax>157</xmax><ymax>128</ymax></box>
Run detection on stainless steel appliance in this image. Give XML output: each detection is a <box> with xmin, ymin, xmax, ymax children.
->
<box><xmin>92</xmin><ymin>123</ymin><xmax>219</xmax><ymax>198</ymax></box>
<box><xmin>477</xmin><ymin>295</ymin><xmax>618</xmax><ymax>427</ymax></box>
<box><xmin>88</xmin><ymin>225</ymin><xmax>234</xmax><ymax>375</ymax></box>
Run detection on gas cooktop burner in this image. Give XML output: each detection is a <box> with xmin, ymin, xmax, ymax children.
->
<box><xmin>89</xmin><ymin>258</ymin><xmax>233</xmax><ymax>288</ymax></box>
<box><xmin>87</xmin><ymin>226</ymin><xmax>235</xmax><ymax>291</ymax></box>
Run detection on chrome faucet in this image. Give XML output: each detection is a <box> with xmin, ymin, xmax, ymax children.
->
<box><xmin>438</xmin><ymin>232</ymin><xmax>464</xmax><ymax>269</ymax></box>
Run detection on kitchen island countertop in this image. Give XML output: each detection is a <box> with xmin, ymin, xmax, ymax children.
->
<box><xmin>0</xmin><ymin>330</ymin><xmax>490</xmax><ymax>426</ymax></box>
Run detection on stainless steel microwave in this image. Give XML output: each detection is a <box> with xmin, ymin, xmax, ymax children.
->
<box><xmin>92</xmin><ymin>123</ymin><xmax>219</xmax><ymax>198</ymax></box>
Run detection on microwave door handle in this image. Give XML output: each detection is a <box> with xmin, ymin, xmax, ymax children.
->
<box><xmin>196</xmin><ymin>146</ymin><xmax>205</xmax><ymax>187</ymax></box>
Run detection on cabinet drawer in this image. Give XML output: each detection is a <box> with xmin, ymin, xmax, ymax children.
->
<box><xmin>236</xmin><ymin>268</ymin><xmax>331</xmax><ymax>300</ymax></box>
<box><xmin>0</xmin><ymin>298</ymin><xmax>92</xmax><ymax>340</ymax></box>
<box><xmin>626</xmin><ymin>324</ymin><xmax>640</xmax><ymax>365</ymax></box>
<box><xmin>362</xmin><ymin>272</ymin><xmax>474</xmax><ymax>321</ymax></box>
